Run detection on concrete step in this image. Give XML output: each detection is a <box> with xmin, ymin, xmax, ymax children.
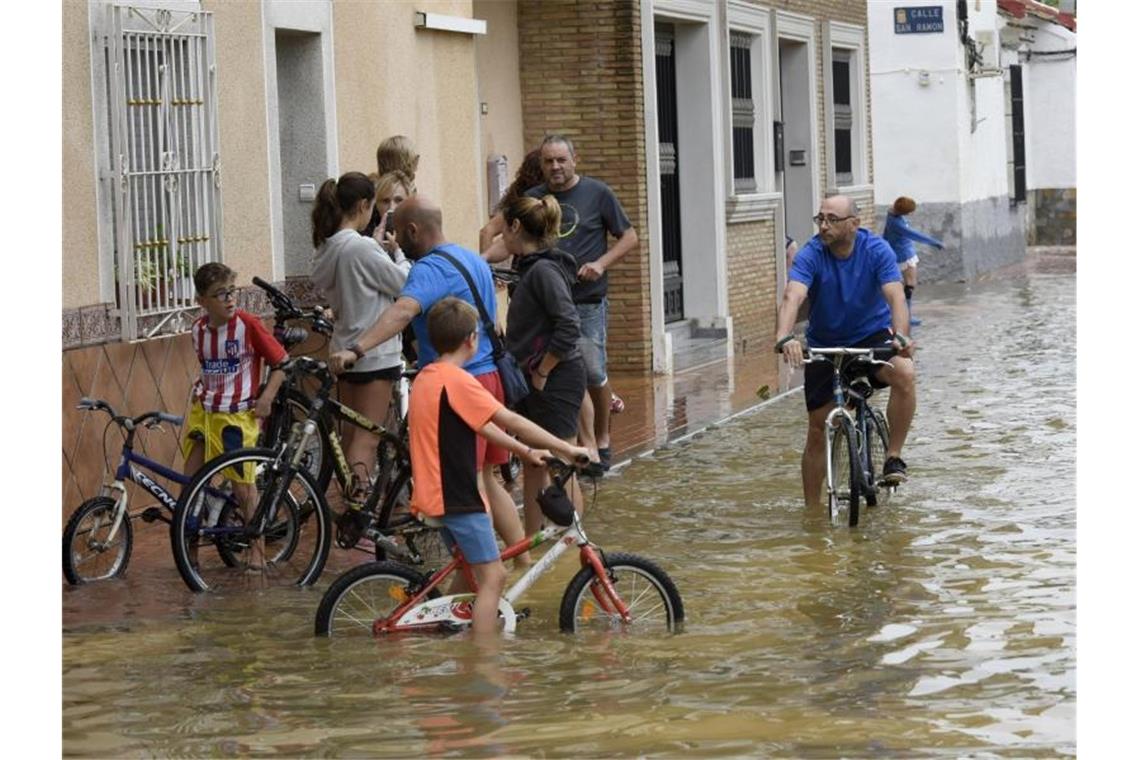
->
<box><xmin>667</xmin><ymin>319</ymin><xmax>730</xmax><ymax>372</ymax></box>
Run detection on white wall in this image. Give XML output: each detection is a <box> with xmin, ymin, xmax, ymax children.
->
<box><xmin>1025</xmin><ymin>25</ymin><xmax>1076</xmax><ymax>190</ymax></box>
<box><xmin>868</xmin><ymin>0</ymin><xmax>961</xmax><ymax>203</ymax></box>
<box><xmin>957</xmin><ymin>1</ymin><xmax>1009</xmax><ymax>202</ymax></box>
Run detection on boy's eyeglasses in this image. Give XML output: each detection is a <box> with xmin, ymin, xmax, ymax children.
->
<box><xmin>208</xmin><ymin>287</ymin><xmax>238</xmax><ymax>301</ymax></box>
<box><xmin>813</xmin><ymin>214</ymin><xmax>855</xmax><ymax>227</ymax></box>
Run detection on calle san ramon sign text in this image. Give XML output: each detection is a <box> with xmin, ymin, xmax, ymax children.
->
<box><xmin>894</xmin><ymin>6</ymin><xmax>944</xmax><ymax>34</ymax></box>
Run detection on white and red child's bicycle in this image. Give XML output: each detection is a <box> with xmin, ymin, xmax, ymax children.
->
<box><xmin>314</xmin><ymin>458</ymin><xmax>684</xmax><ymax>636</ymax></box>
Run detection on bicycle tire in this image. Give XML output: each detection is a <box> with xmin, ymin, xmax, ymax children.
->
<box><xmin>829</xmin><ymin>418</ymin><xmax>866</xmax><ymax>527</ymax></box>
<box><xmin>63</xmin><ymin>497</ymin><xmax>132</xmax><ymax>585</ymax></box>
<box><xmin>371</xmin><ymin>468</ymin><xmax>447</xmax><ymax>568</ymax></box>
<box><xmin>865</xmin><ymin>407</ymin><xmax>892</xmax><ymax>508</ymax></box>
<box><xmin>314</xmin><ymin>561</ymin><xmax>438</xmax><ymax>637</ymax></box>
<box><xmin>260</xmin><ymin>390</ymin><xmax>333</xmax><ymax>493</ymax></box>
<box><xmin>558</xmin><ymin>552</ymin><xmax>684</xmax><ymax>634</ymax></box>
<box><xmin>170</xmin><ymin>448</ymin><xmax>332</xmax><ymax>592</ymax></box>
<box><xmin>213</xmin><ymin>495</ymin><xmax>301</xmax><ymax>567</ymax></box>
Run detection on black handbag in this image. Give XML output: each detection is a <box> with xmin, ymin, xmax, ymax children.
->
<box><xmin>433</xmin><ymin>250</ymin><xmax>531</xmax><ymax>407</ymax></box>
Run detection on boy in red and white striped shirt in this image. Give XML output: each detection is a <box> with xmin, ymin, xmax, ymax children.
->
<box><xmin>181</xmin><ymin>263</ymin><xmax>287</xmax><ymax>570</ymax></box>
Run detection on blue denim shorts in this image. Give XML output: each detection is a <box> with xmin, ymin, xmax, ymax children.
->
<box><xmin>576</xmin><ymin>299</ymin><xmax>608</xmax><ymax>387</ymax></box>
<box><xmin>440</xmin><ymin>511</ymin><xmax>501</xmax><ymax>564</ymax></box>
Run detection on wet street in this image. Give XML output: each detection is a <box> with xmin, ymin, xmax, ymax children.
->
<box><xmin>63</xmin><ymin>255</ymin><xmax>1075</xmax><ymax>757</ymax></box>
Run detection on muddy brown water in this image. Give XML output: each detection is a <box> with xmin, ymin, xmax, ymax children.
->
<box><xmin>63</xmin><ymin>261</ymin><xmax>1075</xmax><ymax>757</ymax></box>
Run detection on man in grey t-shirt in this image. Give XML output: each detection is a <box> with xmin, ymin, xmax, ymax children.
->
<box><xmin>484</xmin><ymin>134</ymin><xmax>639</xmax><ymax>469</ymax></box>
<box><xmin>526</xmin><ymin>135</ymin><xmax>639</xmax><ymax>469</ymax></box>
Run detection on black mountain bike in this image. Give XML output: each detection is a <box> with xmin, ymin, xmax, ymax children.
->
<box><xmin>803</xmin><ymin>345</ymin><xmax>897</xmax><ymax>527</ymax></box>
<box><xmin>253</xmin><ymin>276</ymin><xmax>337</xmax><ymax>491</ymax></box>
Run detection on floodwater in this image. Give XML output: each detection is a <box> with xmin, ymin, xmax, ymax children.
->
<box><xmin>63</xmin><ymin>260</ymin><xmax>1075</xmax><ymax>757</ymax></box>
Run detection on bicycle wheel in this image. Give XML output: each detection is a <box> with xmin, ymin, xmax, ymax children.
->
<box><xmin>63</xmin><ymin>497</ymin><xmax>133</xmax><ymax>584</ymax></box>
<box><xmin>314</xmin><ymin>561</ymin><xmax>438</xmax><ymax>637</ymax></box>
<box><xmin>558</xmin><ymin>552</ymin><xmax>684</xmax><ymax>634</ymax></box>
<box><xmin>371</xmin><ymin>468</ymin><xmax>448</xmax><ymax>568</ymax></box>
<box><xmin>213</xmin><ymin>494</ymin><xmax>300</xmax><ymax>567</ymax></box>
<box><xmin>865</xmin><ymin>407</ymin><xmax>892</xmax><ymax>508</ymax></box>
<box><xmin>171</xmin><ymin>448</ymin><xmax>332</xmax><ymax>592</ymax></box>
<box><xmin>829</xmin><ymin>418</ymin><xmax>866</xmax><ymax>527</ymax></box>
<box><xmin>259</xmin><ymin>390</ymin><xmax>333</xmax><ymax>493</ymax></box>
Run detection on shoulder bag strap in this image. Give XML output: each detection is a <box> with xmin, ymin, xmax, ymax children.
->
<box><xmin>432</xmin><ymin>249</ymin><xmax>504</xmax><ymax>357</ymax></box>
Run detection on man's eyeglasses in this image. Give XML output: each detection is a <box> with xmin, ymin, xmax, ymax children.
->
<box><xmin>812</xmin><ymin>214</ymin><xmax>855</xmax><ymax>227</ymax></box>
<box><xmin>208</xmin><ymin>286</ymin><xmax>238</xmax><ymax>301</ymax></box>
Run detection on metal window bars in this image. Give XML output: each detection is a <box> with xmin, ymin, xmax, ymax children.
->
<box><xmin>106</xmin><ymin>4</ymin><xmax>223</xmax><ymax>341</ymax></box>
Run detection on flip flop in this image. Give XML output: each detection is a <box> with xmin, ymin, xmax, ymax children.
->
<box><xmin>610</xmin><ymin>395</ymin><xmax>625</xmax><ymax>414</ymax></box>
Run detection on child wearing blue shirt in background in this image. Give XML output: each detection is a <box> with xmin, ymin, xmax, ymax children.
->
<box><xmin>882</xmin><ymin>196</ymin><xmax>944</xmax><ymax>327</ymax></box>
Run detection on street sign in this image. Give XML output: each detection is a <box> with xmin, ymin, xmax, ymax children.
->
<box><xmin>894</xmin><ymin>6</ymin><xmax>945</xmax><ymax>34</ymax></box>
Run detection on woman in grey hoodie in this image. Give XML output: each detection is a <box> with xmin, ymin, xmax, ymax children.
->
<box><xmin>310</xmin><ymin>171</ymin><xmax>411</xmax><ymax>498</ymax></box>
<box><xmin>502</xmin><ymin>194</ymin><xmax>588</xmax><ymax>533</ymax></box>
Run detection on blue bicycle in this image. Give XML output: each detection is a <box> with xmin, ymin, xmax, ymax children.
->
<box><xmin>62</xmin><ymin>398</ymin><xmax>301</xmax><ymax>585</ymax></box>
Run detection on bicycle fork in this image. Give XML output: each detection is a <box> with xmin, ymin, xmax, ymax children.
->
<box><xmin>92</xmin><ymin>481</ymin><xmax>130</xmax><ymax>549</ymax></box>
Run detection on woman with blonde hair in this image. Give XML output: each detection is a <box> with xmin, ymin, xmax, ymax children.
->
<box><xmin>502</xmin><ymin>194</ymin><xmax>591</xmax><ymax>532</ymax></box>
<box><xmin>364</xmin><ymin>169</ymin><xmax>415</xmax><ymax>257</ymax></box>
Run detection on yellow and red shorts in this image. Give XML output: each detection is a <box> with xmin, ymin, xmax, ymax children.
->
<box><xmin>181</xmin><ymin>402</ymin><xmax>261</xmax><ymax>484</ymax></box>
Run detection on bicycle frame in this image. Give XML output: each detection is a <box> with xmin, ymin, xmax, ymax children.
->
<box><xmin>372</xmin><ymin>518</ymin><xmax>629</xmax><ymax>635</ymax></box>
<box><xmin>807</xmin><ymin>347</ymin><xmax>891</xmax><ymax>519</ymax></box>
<box><xmin>95</xmin><ymin>444</ymin><xmax>190</xmax><ymax>546</ymax></box>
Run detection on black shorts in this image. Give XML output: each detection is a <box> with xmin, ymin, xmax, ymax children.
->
<box><xmin>340</xmin><ymin>365</ymin><xmax>403</xmax><ymax>385</ymax></box>
<box><xmin>518</xmin><ymin>356</ymin><xmax>587</xmax><ymax>440</ymax></box>
<box><xmin>803</xmin><ymin>329</ymin><xmax>893</xmax><ymax>411</ymax></box>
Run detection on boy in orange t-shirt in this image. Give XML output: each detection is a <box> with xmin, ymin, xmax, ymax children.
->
<box><xmin>408</xmin><ymin>297</ymin><xmax>589</xmax><ymax>635</ymax></box>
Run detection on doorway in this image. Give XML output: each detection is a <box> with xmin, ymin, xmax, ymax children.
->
<box><xmin>778</xmin><ymin>38</ymin><xmax>814</xmax><ymax>249</ymax></box>
<box><xmin>655</xmin><ymin>23</ymin><xmax>684</xmax><ymax>323</ymax></box>
<box><xmin>275</xmin><ymin>29</ymin><xmax>328</xmax><ymax>275</ymax></box>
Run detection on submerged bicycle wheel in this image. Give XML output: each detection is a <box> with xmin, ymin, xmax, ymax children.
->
<box><xmin>170</xmin><ymin>448</ymin><xmax>331</xmax><ymax>593</ymax></box>
<box><xmin>63</xmin><ymin>497</ymin><xmax>133</xmax><ymax>585</ymax></box>
<box><xmin>864</xmin><ymin>408</ymin><xmax>892</xmax><ymax>508</ymax></box>
<box><xmin>558</xmin><ymin>553</ymin><xmax>684</xmax><ymax>634</ymax></box>
<box><xmin>370</xmin><ymin>469</ymin><xmax>447</xmax><ymax>568</ymax></box>
<box><xmin>314</xmin><ymin>561</ymin><xmax>438</xmax><ymax>637</ymax></box>
<box><xmin>829</xmin><ymin>418</ymin><xmax>866</xmax><ymax>527</ymax></box>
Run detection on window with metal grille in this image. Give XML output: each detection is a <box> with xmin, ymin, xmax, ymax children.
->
<box><xmin>1008</xmin><ymin>64</ymin><xmax>1027</xmax><ymax>204</ymax></box>
<box><xmin>95</xmin><ymin>4</ymin><xmax>223</xmax><ymax>341</ymax></box>
<box><xmin>831</xmin><ymin>49</ymin><xmax>853</xmax><ymax>187</ymax></box>
<box><xmin>730</xmin><ymin>32</ymin><xmax>756</xmax><ymax>193</ymax></box>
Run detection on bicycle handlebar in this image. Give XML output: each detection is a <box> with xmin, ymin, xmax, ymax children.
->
<box><xmin>805</xmin><ymin>345</ymin><xmax>897</xmax><ymax>361</ymax></box>
<box><xmin>78</xmin><ymin>397</ymin><xmax>183</xmax><ymax>428</ymax></box>
<box><xmin>252</xmin><ymin>276</ymin><xmax>334</xmax><ymax>341</ymax></box>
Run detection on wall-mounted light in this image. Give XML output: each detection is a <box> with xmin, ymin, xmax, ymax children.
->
<box><xmin>414</xmin><ymin>12</ymin><xmax>487</xmax><ymax>35</ymax></box>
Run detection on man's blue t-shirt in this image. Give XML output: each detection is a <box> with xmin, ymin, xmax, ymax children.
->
<box><xmin>399</xmin><ymin>242</ymin><xmax>497</xmax><ymax>375</ymax></box>
<box><xmin>789</xmin><ymin>228</ymin><xmax>901</xmax><ymax>347</ymax></box>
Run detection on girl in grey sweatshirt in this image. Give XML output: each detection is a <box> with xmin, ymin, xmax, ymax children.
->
<box><xmin>309</xmin><ymin>172</ymin><xmax>411</xmax><ymax>497</ymax></box>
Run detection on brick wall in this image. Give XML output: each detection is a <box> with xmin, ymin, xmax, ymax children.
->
<box><xmin>517</xmin><ymin>0</ymin><xmax>652</xmax><ymax>374</ymax></box>
<box><xmin>726</xmin><ymin>219</ymin><xmax>777</xmax><ymax>356</ymax></box>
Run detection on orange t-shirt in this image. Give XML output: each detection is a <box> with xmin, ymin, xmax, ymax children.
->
<box><xmin>408</xmin><ymin>361</ymin><xmax>505</xmax><ymax>517</ymax></box>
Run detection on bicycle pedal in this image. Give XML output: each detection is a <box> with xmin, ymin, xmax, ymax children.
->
<box><xmin>140</xmin><ymin>506</ymin><xmax>170</xmax><ymax>524</ymax></box>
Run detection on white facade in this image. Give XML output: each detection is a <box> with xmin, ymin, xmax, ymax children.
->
<box><xmin>868</xmin><ymin>0</ymin><xmax>1027</xmax><ymax>281</ymax></box>
<box><xmin>1017</xmin><ymin>20</ymin><xmax>1076</xmax><ymax>191</ymax></box>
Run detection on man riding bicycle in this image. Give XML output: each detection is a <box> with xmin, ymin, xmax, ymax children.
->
<box><xmin>775</xmin><ymin>195</ymin><xmax>917</xmax><ymax>509</ymax></box>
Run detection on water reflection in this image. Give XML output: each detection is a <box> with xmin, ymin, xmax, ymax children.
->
<box><xmin>64</xmin><ymin>267</ymin><xmax>1075</xmax><ymax>757</ymax></box>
